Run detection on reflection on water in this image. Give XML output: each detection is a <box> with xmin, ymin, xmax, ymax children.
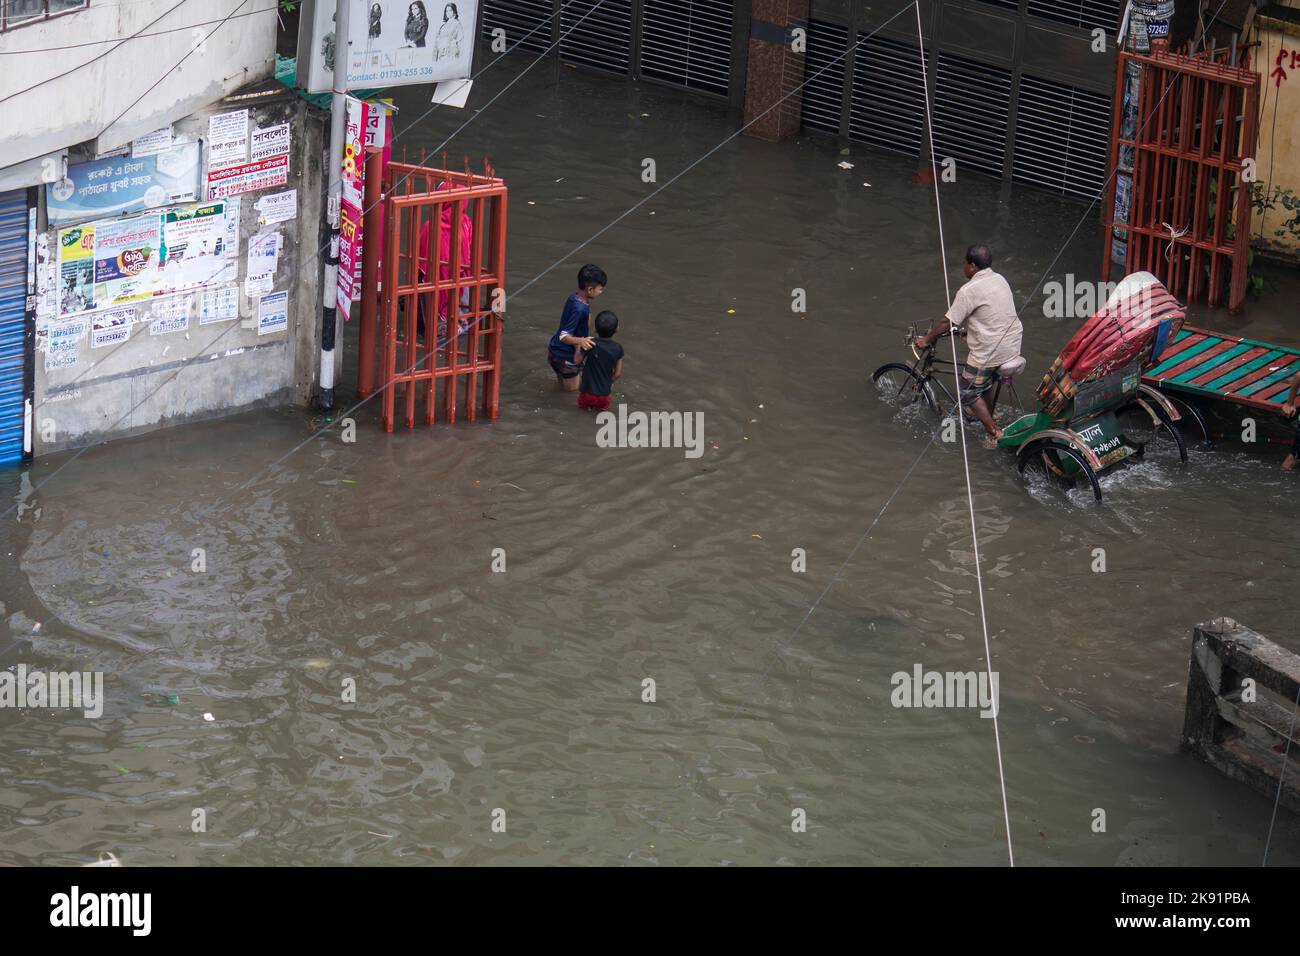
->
<box><xmin>2</xmin><ymin>58</ymin><xmax>1299</xmax><ymax>865</ymax></box>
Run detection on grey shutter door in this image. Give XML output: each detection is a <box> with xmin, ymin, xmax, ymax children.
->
<box><xmin>931</xmin><ymin>51</ymin><xmax>1014</xmax><ymax>177</ymax></box>
<box><xmin>0</xmin><ymin>190</ymin><xmax>27</xmax><ymax>467</ymax></box>
<box><xmin>1026</xmin><ymin>0</ymin><xmax>1123</xmax><ymax>31</ymax></box>
<box><xmin>481</xmin><ymin>0</ymin><xmax>554</xmax><ymax>54</ymax></box>
<box><xmin>1012</xmin><ymin>74</ymin><xmax>1111</xmax><ymax>199</ymax></box>
<box><xmin>560</xmin><ymin>0</ymin><xmax>634</xmax><ymax>76</ymax></box>
<box><xmin>639</xmin><ymin>0</ymin><xmax>734</xmax><ymax>96</ymax></box>
<box><xmin>797</xmin><ymin>19</ymin><xmax>848</xmax><ymax>134</ymax></box>
<box><xmin>850</xmin><ymin>35</ymin><xmax>930</xmax><ymax>157</ymax></box>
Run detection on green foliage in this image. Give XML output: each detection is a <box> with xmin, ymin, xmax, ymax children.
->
<box><xmin>1250</xmin><ymin>183</ymin><xmax>1300</xmax><ymax>242</ymax></box>
<box><xmin>279</xmin><ymin>1</ymin><xmax>298</xmax><ymax>13</ymax></box>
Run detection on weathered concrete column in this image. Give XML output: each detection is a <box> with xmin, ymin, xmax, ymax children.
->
<box><xmin>742</xmin><ymin>0</ymin><xmax>811</xmax><ymax>142</ymax></box>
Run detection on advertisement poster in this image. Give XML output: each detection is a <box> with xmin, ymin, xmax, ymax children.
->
<box><xmin>257</xmin><ymin>290</ymin><xmax>289</xmax><ymax>336</ymax></box>
<box><xmin>298</xmin><ymin>0</ymin><xmax>479</xmax><ymax>93</ymax></box>
<box><xmin>160</xmin><ymin>202</ymin><xmax>233</xmax><ymax>293</ymax></box>
<box><xmin>149</xmin><ymin>293</ymin><xmax>192</xmax><ymax>335</ymax></box>
<box><xmin>206</xmin><ymin>154</ymin><xmax>289</xmax><ymax>200</ymax></box>
<box><xmin>47</xmin><ymin>142</ymin><xmax>202</xmax><ymax>226</ymax></box>
<box><xmin>208</xmin><ymin>110</ymin><xmax>250</xmax><ymax>170</ymax></box>
<box><xmin>91</xmin><ymin>306</ymin><xmax>135</xmax><ymax>348</ymax></box>
<box><xmin>337</xmin><ymin>202</ymin><xmax>362</xmax><ymax>316</ymax></box>
<box><xmin>93</xmin><ymin>213</ymin><xmax>162</xmax><ymax>308</ymax></box>
<box><xmin>199</xmin><ymin>285</ymin><xmax>239</xmax><ymax>325</ymax></box>
<box><xmin>57</xmin><ymin>224</ymin><xmax>96</xmax><ymax>318</ymax></box>
<box><xmin>337</xmin><ymin>96</ymin><xmax>368</xmax><ymax>315</ymax></box>
<box><xmin>250</xmin><ymin>123</ymin><xmax>290</xmax><ymax>162</ymax></box>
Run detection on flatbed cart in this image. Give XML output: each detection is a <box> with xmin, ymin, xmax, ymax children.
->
<box><xmin>1140</xmin><ymin>326</ymin><xmax>1300</xmax><ymax>451</ymax></box>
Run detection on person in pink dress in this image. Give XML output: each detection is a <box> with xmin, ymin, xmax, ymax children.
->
<box><xmin>417</xmin><ymin>180</ymin><xmax>474</xmax><ymax>346</ymax></box>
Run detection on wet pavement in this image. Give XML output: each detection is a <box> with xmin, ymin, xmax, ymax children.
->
<box><xmin>2</xmin><ymin>55</ymin><xmax>1299</xmax><ymax>865</ymax></box>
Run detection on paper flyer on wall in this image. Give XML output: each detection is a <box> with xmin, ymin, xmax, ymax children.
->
<box><xmin>254</xmin><ymin>190</ymin><xmax>296</xmax><ymax>225</ymax></box>
<box><xmin>206</xmin><ymin>154</ymin><xmax>289</xmax><ymax>201</ymax></box>
<box><xmin>223</xmin><ymin>199</ymin><xmax>241</xmax><ymax>259</ymax></box>
<box><xmin>199</xmin><ymin>285</ymin><xmax>239</xmax><ymax>325</ymax></box>
<box><xmin>131</xmin><ymin>126</ymin><xmax>174</xmax><ymax>158</ymax></box>
<box><xmin>247</xmin><ymin>230</ymin><xmax>280</xmax><ymax>277</ymax></box>
<box><xmin>250</xmin><ymin>123</ymin><xmax>290</xmax><ymax>162</ymax></box>
<box><xmin>45</xmin><ymin>318</ymin><xmax>85</xmax><ymax>371</ymax></box>
<box><xmin>149</xmin><ymin>294</ymin><xmax>192</xmax><ymax>335</ymax></box>
<box><xmin>91</xmin><ymin>305</ymin><xmax>135</xmax><ymax>348</ymax></box>
<box><xmin>56</xmin><ymin>224</ymin><xmax>96</xmax><ymax>317</ymax></box>
<box><xmin>160</xmin><ymin>202</ymin><xmax>234</xmax><ymax>292</ymax></box>
<box><xmin>257</xmin><ymin>290</ymin><xmax>288</xmax><ymax>336</ymax></box>
<box><xmin>93</xmin><ymin>213</ymin><xmax>162</xmax><ymax>308</ymax></box>
<box><xmin>208</xmin><ymin>110</ymin><xmax>250</xmax><ymax>170</ymax></box>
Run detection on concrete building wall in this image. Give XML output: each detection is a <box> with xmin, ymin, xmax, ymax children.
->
<box><xmin>1</xmin><ymin>0</ymin><xmax>278</xmax><ymax>171</ymax></box>
<box><xmin>1253</xmin><ymin>1</ymin><xmax>1300</xmax><ymax>260</ymax></box>
<box><xmin>34</xmin><ymin>86</ymin><xmax>327</xmax><ymax>454</ymax></box>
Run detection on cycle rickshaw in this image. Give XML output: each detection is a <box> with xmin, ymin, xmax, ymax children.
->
<box><xmin>872</xmin><ymin>272</ymin><xmax>1190</xmax><ymax>501</ymax></box>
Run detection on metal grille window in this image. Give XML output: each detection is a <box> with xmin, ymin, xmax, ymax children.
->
<box><xmin>2</xmin><ymin>0</ymin><xmax>86</xmax><ymax>32</ymax></box>
<box><xmin>639</xmin><ymin>0</ymin><xmax>734</xmax><ymax>97</ymax></box>
<box><xmin>1012</xmin><ymin>74</ymin><xmax>1111</xmax><ymax>199</ymax></box>
<box><xmin>931</xmin><ymin>52</ymin><xmax>1013</xmax><ymax>177</ymax></box>
<box><xmin>1026</xmin><ymin>0</ymin><xmax>1123</xmax><ymax>33</ymax></box>
<box><xmin>850</xmin><ymin>35</ymin><xmax>930</xmax><ymax>157</ymax></box>
<box><xmin>480</xmin><ymin>0</ymin><xmax>553</xmax><ymax>55</ymax></box>
<box><xmin>795</xmin><ymin>19</ymin><xmax>848</xmax><ymax>134</ymax></box>
<box><xmin>559</xmin><ymin>0</ymin><xmax>634</xmax><ymax>76</ymax></box>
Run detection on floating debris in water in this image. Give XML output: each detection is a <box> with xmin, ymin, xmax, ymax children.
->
<box><xmin>203</xmin><ymin>713</ymin><xmax>215</xmax><ymax>722</ymax></box>
<box><xmin>83</xmin><ymin>852</ymin><xmax>121</xmax><ymax>867</ymax></box>
<box><xmin>837</xmin><ymin>161</ymin><xmax>854</xmax><ymax>170</ymax></box>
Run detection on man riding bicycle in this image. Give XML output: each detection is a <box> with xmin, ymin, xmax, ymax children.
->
<box><xmin>914</xmin><ymin>244</ymin><xmax>1023</xmax><ymax>442</ymax></box>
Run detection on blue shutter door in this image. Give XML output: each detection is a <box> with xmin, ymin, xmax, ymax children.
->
<box><xmin>0</xmin><ymin>190</ymin><xmax>29</xmax><ymax>467</ymax></box>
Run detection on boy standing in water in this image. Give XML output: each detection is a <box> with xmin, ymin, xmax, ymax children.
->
<box><xmin>577</xmin><ymin>311</ymin><xmax>623</xmax><ymax>412</ymax></box>
<box><xmin>548</xmin><ymin>264</ymin><xmax>606</xmax><ymax>392</ymax></box>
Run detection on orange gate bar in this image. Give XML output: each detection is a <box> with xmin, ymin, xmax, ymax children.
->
<box><xmin>379</xmin><ymin>161</ymin><xmax>507</xmax><ymax>431</ymax></box>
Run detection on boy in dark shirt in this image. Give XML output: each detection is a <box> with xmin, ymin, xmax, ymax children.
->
<box><xmin>577</xmin><ymin>310</ymin><xmax>623</xmax><ymax>412</ymax></box>
<box><xmin>548</xmin><ymin>263</ymin><xmax>607</xmax><ymax>392</ymax></box>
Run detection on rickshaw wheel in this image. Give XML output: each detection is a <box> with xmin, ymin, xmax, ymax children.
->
<box><xmin>871</xmin><ymin>363</ymin><xmax>941</xmax><ymax>417</ymax></box>
<box><xmin>1017</xmin><ymin>440</ymin><xmax>1103</xmax><ymax>502</ymax></box>
<box><xmin>1118</xmin><ymin>399</ymin><xmax>1188</xmax><ymax>463</ymax></box>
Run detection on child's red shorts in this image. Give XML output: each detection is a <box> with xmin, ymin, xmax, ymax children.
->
<box><xmin>577</xmin><ymin>391</ymin><xmax>611</xmax><ymax>411</ymax></box>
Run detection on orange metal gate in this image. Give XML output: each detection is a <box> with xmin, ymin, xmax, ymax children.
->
<box><xmin>1102</xmin><ymin>48</ymin><xmax>1260</xmax><ymax>314</ymax></box>
<box><xmin>375</xmin><ymin>161</ymin><xmax>507</xmax><ymax>431</ymax></box>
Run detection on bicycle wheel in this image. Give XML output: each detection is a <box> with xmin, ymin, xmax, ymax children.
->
<box><xmin>871</xmin><ymin>363</ymin><xmax>941</xmax><ymax>417</ymax></box>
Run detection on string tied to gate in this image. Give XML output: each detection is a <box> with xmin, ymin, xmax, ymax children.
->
<box><xmin>1161</xmin><ymin>221</ymin><xmax>1190</xmax><ymax>261</ymax></box>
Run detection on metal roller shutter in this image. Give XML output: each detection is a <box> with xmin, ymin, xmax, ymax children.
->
<box><xmin>638</xmin><ymin>0</ymin><xmax>734</xmax><ymax>96</ymax></box>
<box><xmin>931</xmin><ymin>51</ymin><xmax>1013</xmax><ymax>177</ymax></box>
<box><xmin>0</xmin><ymin>190</ymin><xmax>28</xmax><ymax>468</ymax></box>
<box><xmin>480</xmin><ymin>0</ymin><xmax>554</xmax><ymax>54</ymax></box>
<box><xmin>1026</xmin><ymin>0</ymin><xmax>1123</xmax><ymax>32</ymax></box>
<box><xmin>849</xmin><ymin>35</ymin><xmax>930</xmax><ymax>157</ymax></box>
<box><xmin>560</xmin><ymin>0</ymin><xmax>634</xmax><ymax>76</ymax></box>
<box><xmin>1012</xmin><ymin>74</ymin><xmax>1111</xmax><ymax>199</ymax></box>
<box><xmin>796</xmin><ymin>19</ymin><xmax>848</xmax><ymax>134</ymax></box>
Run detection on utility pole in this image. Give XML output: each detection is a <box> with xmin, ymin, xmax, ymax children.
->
<box><xmin>317</xmin><ymin>0</ymin><xmax>352</xmax><ymax>412</ymax></box>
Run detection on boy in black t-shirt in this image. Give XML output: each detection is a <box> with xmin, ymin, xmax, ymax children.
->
<box><xmin>577</xmin><ymin>310</ymin><xmax>623</xmax><ymax>412</ymax></box>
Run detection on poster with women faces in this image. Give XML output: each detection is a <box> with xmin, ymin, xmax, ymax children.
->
<box><xmin>299</xmin><ymin>0</ymin><xmax>478</xmax><ymax>92</ymax></box>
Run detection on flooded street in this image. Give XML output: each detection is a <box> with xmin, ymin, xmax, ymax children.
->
<box><xmin>3</xmin><ymin>57</ymin><xmax>1299</xmax><ymax>866</ymax></box>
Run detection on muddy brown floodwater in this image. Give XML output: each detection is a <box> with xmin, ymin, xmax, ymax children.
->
<box><xmin>2</xmin><ymin>56</ymin><xmax>1299</xmax><ymax>866</ymax></box>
